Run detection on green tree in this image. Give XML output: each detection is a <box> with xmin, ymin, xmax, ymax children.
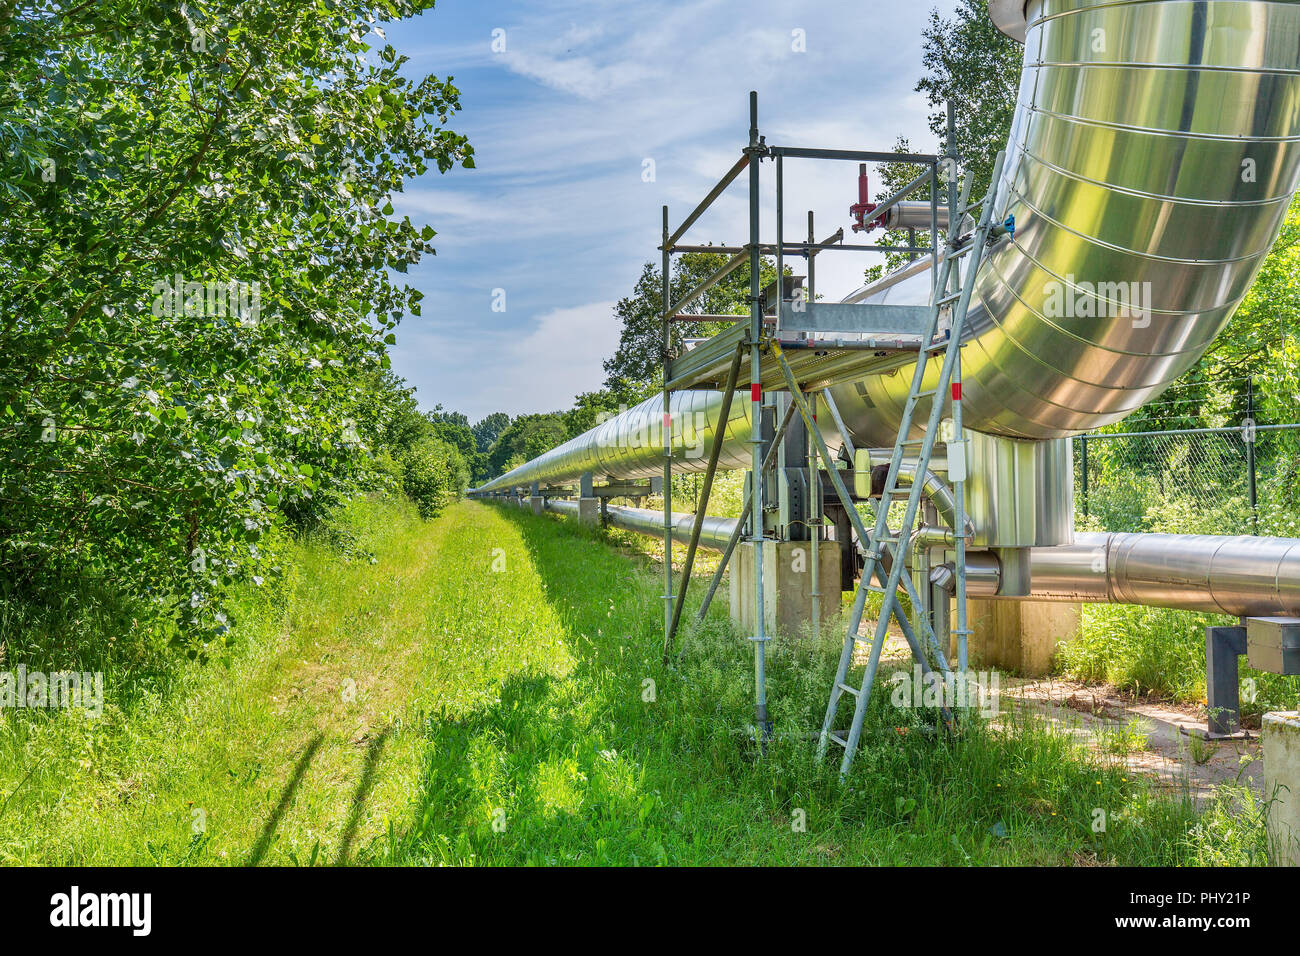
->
<box><xmin>917</xmin><ymin>0</ymin><xmax>1020</xmax><ymax>204</ymax></box>
<box><xmin>400</xmin><ymin>435</ymin><xmax>464</xmax><ymax>519</ymax></box>
<box><xmin>0</xmin><ymin>0</ymin><xmax>472</xmax><ymax>649</ymax></box>
<box><xmin>471</xmin><ymin>412</ymin><xmax>510</xmax><ymax>452</ymax></box>
<box><xmin>863</xmin><ymin>2</ymin><xmax>1020</xmax><ymax>284</ymax></box>
<box><xmin>602</xmin><ymin>252</ymin><xmax>780</xmax><ymax>388</ymax></box>
<box><xmin>486</xmin><ymin>413</ymin><xmax>567</xmax><ymax>478</ymax></box>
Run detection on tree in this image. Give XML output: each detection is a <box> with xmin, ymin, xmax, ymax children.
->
<box><xmin>917</xmin><ymin>0</ymin><xmax>1020</xmax><ymax>204</ymax></box>
<box><xmin>427</xmin><ymin>406</ymin><xmax>482</xmax><ymax>482</ymax></box>
<box><xmin>471</xmin><ymin>412</ymin><xmax>510</xmax><ymax>452</ymax></box>
<box><xmin>602</xmin><ymin>252</ymin><xmax>780</xmax><ymax>388</ymax></box>
<box><xmin>862</xmin><ymin>2</ymin><xmax>1020</xmax><ymax>285</ymax></box>
<box><xmin>401</xmin><ymin>435</ymin><xmax>465</xmax><ymax>519</ymax></box>
<box><xmin>0</xmin><ymin>1</ymin><xmax>473</xmax><ymax>649</ymax></box>
<box><xmin>486</xmin><ymin>413</ymin><xmax>567</xmax><ymax>478</ymax></box>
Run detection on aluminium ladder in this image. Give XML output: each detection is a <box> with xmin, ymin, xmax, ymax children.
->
<box><xmin>811</xmin><ymin>151</ymin><xmax>1008</xmax><ymax>778</ymax></box>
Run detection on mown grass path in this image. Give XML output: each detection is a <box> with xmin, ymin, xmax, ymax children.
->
<box><xmin>0</xmin><ymin>498</ymin><xmax>1267</xmax><ymax>865</ymax></box>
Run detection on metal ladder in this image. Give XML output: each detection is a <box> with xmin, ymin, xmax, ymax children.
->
<box><xmin>816</xmin><ymin>151</ymin><xmax>1008</xmax><ymax>778</ymax></box>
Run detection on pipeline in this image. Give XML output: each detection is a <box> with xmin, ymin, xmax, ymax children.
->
<box><xmin>474</xmin><ymin>0</ymin><xmax>1300</xmax><ymax>494</ymax></box>
<box><xmin>544</xmin><ymin>498</ymin><xmax>736</xmax><ymax>551</ymax></box>
<box><xmin>473</xmin><ymin>0</ymin><xmax>1300</xmax><ymax>626</ymax></box>
<box><xmin>978</xmin><ymin>531</ymin><xmax>1300</xmax><ymax>618</ymax></box>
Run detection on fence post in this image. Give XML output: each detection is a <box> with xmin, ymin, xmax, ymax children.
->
<box><xmin>1080</xmin><ymin>435</ymin><xmax>1089</xmax><ymax>521</ymax></box>
<box><xmin>1247</xmin><ymin>377</ymin><xmax>1258</xmax><ymax>535</ymax></box>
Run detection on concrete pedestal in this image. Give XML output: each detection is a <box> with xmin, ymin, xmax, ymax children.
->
<box><xmin>529</xmin><ymin>496</ymin><xmax>545</xmax><ymax>516</ymax></box>
<box><xmin>578</xmin><ymin>497</ymin><xmax>600</xmax><ymax>526</ymax></box>
<box><xmin>1264</xmin><ymin>711</ymin><xmax>1300</xmax><ymax>866</ymax></box>
<box><xmin>963</xmin><ymin>599</ymin><xmax>1081</xmax><ymax>677</ymax></box>
<box><xmin>729</xmin><ymin>540</ymin><xmax>842</xmax><ymax>639</ymax></box>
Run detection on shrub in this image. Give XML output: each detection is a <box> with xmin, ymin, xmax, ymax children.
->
<box><xmin>400</xmin><ymin>437</ymin><xmax>465</xmax><ymax>519</ymax></box>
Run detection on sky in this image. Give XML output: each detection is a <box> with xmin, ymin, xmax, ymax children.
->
<box><xmin>384</xmin><ymin>0</ymin><xmax>962</xmax><ymax>423</ymax></box>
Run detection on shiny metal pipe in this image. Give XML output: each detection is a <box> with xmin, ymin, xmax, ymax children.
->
<box><xmin>544</xmin><ymin>498</ymin><xmax>737</xmax><ymax>552</ymax></box>
<box><xmin>829</xmin><ymin>0</ymin><xmax>1300</xmax><ymax>446</ymax></box>
<box><xmin>879</xmin><ymin>201</ymin><xmax>951</xmax><ymax>232</ymax></box>
<box><xmin>1020</xmin><ymin>531</ymin><xmax>1300</xmax><ymax>616</ymax></box>
<box><xmin>543</xmin><ymin>497</ymin><xmax>1300</xmax><ymax>617</ymax></box>
<box><xmin>474</xmin><ymin>390</ymin><xmax>762</xmax><ymax>494</ymax></box>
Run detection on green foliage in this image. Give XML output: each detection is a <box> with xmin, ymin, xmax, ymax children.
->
<box><xmin>486</xmin><ymin>412</ymin><xmax>568</xmax><ymax>477</ymax></box>
<box><xmin>917</xmin><ymin>0</ymin><xmax>1020</xmax><ymax>204</ymax></box>
<box><xmin>400</xmin><ymin>436</ymin><xmax>465</xmax><ymax>519</ymax></box>
<box><xmin>862</xmin><ymin>2</ymin><xmax>1018</xmax><ymax>284</ymax></box>
<box><xmin>1059</xmin><ymin>604</ymin><xmax>1300</xmax><ymax>718</ymax></box>
<box><xmin>471</xmin><ymin>411</ymin><xmax>509</xmax><ymax>453</ymax></box>
<box><xmin>602</xmin><ymin>252</ymin><xmax>780</xmax><ymax>388</ymax></box>
<box><xmin>0</xmin><ymin>1</ymin><xmax>473</xmax><ymax>650</ymax></box>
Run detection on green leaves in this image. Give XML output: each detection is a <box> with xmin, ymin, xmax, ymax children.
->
<box><xmin>0</xmin><ymin>0</ymin><xmax>472</xmax><ymax>652</ymax></box>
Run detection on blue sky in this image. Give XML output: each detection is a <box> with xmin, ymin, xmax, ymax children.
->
<box><xmin>384</xmin><ymin>0</ymin><xmax>961</xmax><ymax>423</ymax></box>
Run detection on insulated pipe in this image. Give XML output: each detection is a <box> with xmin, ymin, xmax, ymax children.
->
<box><xmin>545</xmin><ymin>498</ymin><xmax>737</xmax><ymax>552</ymax></box>
<box><xmin>473</xmin><ymin>391</ymin><xmax>764</xmax><ymax>494</ymax></box>
<box><xmin>830</xmin><ymin>0</ymin><xmax>1300</xmax><ymax>446</ymax></box>
<box><xmin>1018</xmin><ymin>531</ymin><xmax>1300</xmax><ymax>617</ymax></box>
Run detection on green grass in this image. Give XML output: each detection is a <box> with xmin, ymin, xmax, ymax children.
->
<box><xmin>1058</xmin><ymin>603</ymin><xmax>1300</xmax><ymax>722</ymax></box>
<box><xmin>0</xmin><ymin>497</ymin><xmax>1274</xmax><ymax>865</ymax></box>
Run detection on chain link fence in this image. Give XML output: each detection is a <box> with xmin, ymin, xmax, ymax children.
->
<box><xmin>1074</xmin><ymin>423</ymin><xmax>1300</xmax><ymax>536</ymax></box>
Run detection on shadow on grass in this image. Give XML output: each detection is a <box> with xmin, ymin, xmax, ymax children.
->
<box><xmin>334</xmin><ymin>726</ymin><xmax>391</xmax><ymax>866</ymax></box>
<box><xmin>247</xmin><ymin>732</ymin><xmax>324</xmax><ymax>866</ymax></box>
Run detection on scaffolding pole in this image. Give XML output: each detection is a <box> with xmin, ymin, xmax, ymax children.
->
<box><xmin>746</xmin><ymin>91</ymin><xmax>769</xmax><ymax>741</ymax></box>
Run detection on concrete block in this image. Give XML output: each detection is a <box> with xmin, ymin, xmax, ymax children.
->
<box><xmin>529</xmin><ymin>496</ymin><xmax>544</xmax><ymax>516</ymax></box>
<box><xmin>1264</xmin><ymin>711</ymin><xmax>1300</xmax><ymax>866</ymax></box>
<box><xmin>578</xmin><ymin>497</ymin><xmax>600</xmax><ymax>526</ymax></box>
<box><xmin>729</xmin><ymin>540</ymin><xmax>842</xmax><ymax>638</ymax></box>
<box><xmin>964</xmin><ymin>599</ymin><xmax>1081</xmax><ymax>677</ymax></box>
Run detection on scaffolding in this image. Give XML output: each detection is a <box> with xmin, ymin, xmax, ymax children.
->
<box><xmin>658</xmin><ymin>92</ymin><xmax>1004</xmax><ymax>774</ymax></box>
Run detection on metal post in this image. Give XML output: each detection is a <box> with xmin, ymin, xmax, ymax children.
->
<box><xmin>1247</xmin><ymin>376</ymin><xmax>1258</xmax><ymax>535</ymax></box>
<box><xmin>746</xmin><ymin>90</ymin><xmax>769</xmax><ymax>741</ymax></box>
<box><xmin>664</xmin><ymin>344</ymin><xmax>743</xmax><ymax>658</ymax></box>
<box><xmin>661</xmin><ymin>205</ymin><xmax>674</xmax><ymax>643</ymax></box>
<box><xmin>1081</xmin><ymin>436</ymin><xmax>1089</xmax><ymax>520</ymax></box>
<box><xmin>1206</xmin><ymin>625</ymin><xmax>1247</xmax><ymax>736</ymax></box>
<box><xmin>946</xmin><ymin>101</ymin><xmax>971</xmax><ymax>713</ymax></box>
<box><xmin>808</xmin><ymin>210</ymin><xmax>821</xmax><ymax>641</ymax></box>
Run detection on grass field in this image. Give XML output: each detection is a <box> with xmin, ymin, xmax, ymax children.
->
<box><xmin>0</xmin><ymin>497</ymin><xmax>1273</xmax><ymax>865</ymax></box>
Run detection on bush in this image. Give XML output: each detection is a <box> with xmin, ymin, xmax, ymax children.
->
<box><xmin>400</xmin><ymin>437</ymin><xmax>465</xmax><ymax>519</ymax></box>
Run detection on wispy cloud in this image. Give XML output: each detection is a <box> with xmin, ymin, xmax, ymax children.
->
<box><xmin>384</xmin><ymin>0</ymin><xmax>960</xmax><ymax>422</ymax></box>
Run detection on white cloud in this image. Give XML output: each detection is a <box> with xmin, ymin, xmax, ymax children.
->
<box><xmin>384</xmin><ymin>0</ymin><xmax>964</xmax><ymax>419</ymax></box>
<box><xmin>393</xmin><ymin>300</ymin><xmax>620</xmax><ymax>421</ymax></box>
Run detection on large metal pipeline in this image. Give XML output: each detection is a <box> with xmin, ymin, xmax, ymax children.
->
<box><xmin>544</xmin><ymin>498</ymin><xmax>736</xmax><ymax>551</ymax></box>
<box><xmin>995</xmin><ymin>531</ymin><xmax>1300</xmax><ymax>617</ymax></box>
<box><xmin>474</xmin><ymin>0</ymin><xmax>1300</xmax><ymax>494</ymax></box>
<box><xmin>831</xmin><ymin>0</ymin><xmax>1300</xmax><ymax>446</ymax></box>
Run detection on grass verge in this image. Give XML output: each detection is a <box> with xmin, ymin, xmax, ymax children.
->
<box><xmin>0</xmin><ymin>497</ymin><xmax>1273</xmax><ymax>865</ymax></box>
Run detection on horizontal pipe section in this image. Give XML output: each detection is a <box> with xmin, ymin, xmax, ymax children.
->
<box><xmin>544</xmin><ymin>499</ymin><xmax>736</xmax><ymax>552</ymax></box>
<box><xmin>1016</xmin><ymin>531</ymin><xmax>1300</xmax><ymax>617</ymax></box>
<box><xmin>473</xmin><ymin>391</ymin><xmax>764</xmax><ymax>494</ymax></box>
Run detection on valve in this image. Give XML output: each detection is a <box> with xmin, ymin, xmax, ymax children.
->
<box><xmin>849</xmin><ymin>163</ymin><xmax>885</xmax><ymax>233</ymax></box>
